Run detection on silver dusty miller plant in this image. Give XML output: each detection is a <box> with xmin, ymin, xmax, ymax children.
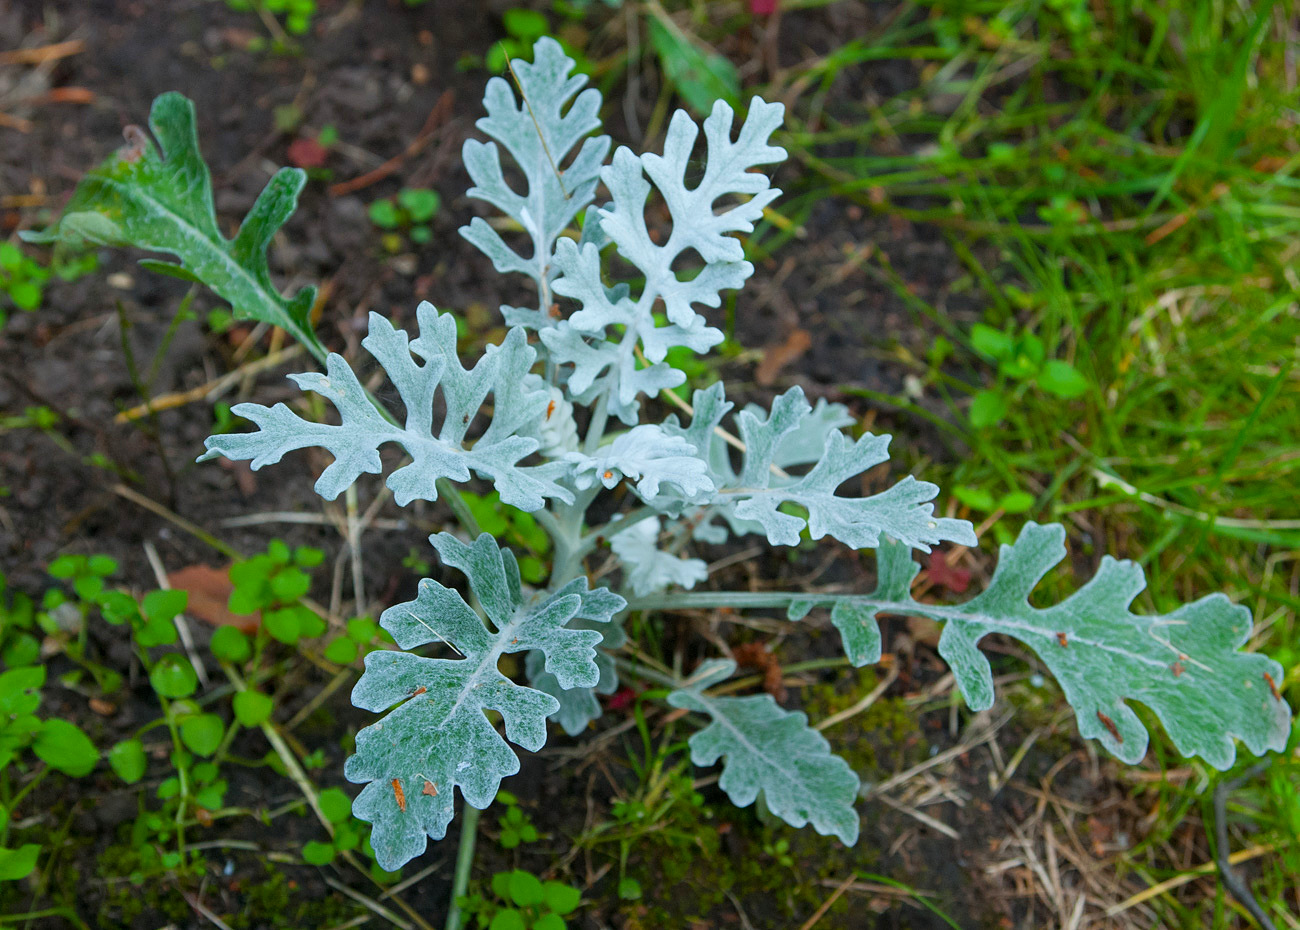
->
<box><xmin>37</xmin><ymin>38</ymin><xmax>1292</xmax><ymax>875</ymax></box>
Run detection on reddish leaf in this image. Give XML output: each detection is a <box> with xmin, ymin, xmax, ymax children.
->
<box><xmin>750</xmin><ymin>0</ymin><xmax>778</xmax><ymax>13</ymax></box>
<box><xmin>732</xmin><ymin>641</ymin><xmax>787</xmax><ymax>702</ymax></box>
<box><xmin>167</xmin><ymin>564</ymin><xmax>260</xmax><ymax>633</ymax></box>
<box><xmin>754</xmin><ymin>328</ymin><xmax>811</xmax><ymax>386</ymax></box>
<box><xmin>287</xmin><ymin>136</ymin><xmax>329</xmax><ymax>169</ymax></box>
<box><xmin>605</xmin><ymin>687</ymin><xmax>637</xmax><ymax>712</ymax></box>
<box><xmin>925</xmin><ymin>550</ymin><xmax>970</xmax><ymax>593</ymax></box>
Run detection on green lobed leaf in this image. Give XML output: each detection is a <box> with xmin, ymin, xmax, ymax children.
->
<box><xmin>24</xmin><ymin>93</ymin><xmax>324</xmax><ymax>362</ymax></box>
<box><xmin>668</xmin><ymin>660</ymin><xmax>860</xmax><ymax>844</ymax></box>
<box><xmin>200</xmin><ymin>305</ymin><xmax>573</xmax><ymax>513</ymax></box>
<box><xmin>790</xmin><ymin>523</ymin><xmax>1292</xmax><ymax>768</ymax></box>
<box><xmin>345</xmin><ymin>534</ymin><xmax>624</xmax><ymax>871</ymax></box>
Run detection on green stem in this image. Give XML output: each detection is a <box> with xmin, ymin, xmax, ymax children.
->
<box><xmin>444</xmin><ymin>805</ymin><xmax>481</xmax><ymax>930</ymax></box>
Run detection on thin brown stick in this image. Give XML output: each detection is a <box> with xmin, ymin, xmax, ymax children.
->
<box><xmin>328</xmin><ymin>91</ymin><xmax>454</xmax><ymax>197</ymax></box>
<box><xmin>0</xmin><ymin>39</ymin><xmax>86</xmax><ymax>65</ymax></box>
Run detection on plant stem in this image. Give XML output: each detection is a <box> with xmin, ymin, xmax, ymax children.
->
<box><xmin>444</xmin><ymin>805</ymin><xmax>481</xmax><ymax>930</ymax></box>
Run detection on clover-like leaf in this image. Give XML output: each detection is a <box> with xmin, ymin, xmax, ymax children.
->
<box><xmin>668</xmin><ymin>660</ymin><xmax>860</xmax><ymax>844</ymax></box>
<box><xmin>662</xmin><ymin>382</ymin><xmax>976</xmax><ymax>551</ymax></box>
<box><xmin>788</xmin><ymin>523</ymin><xmax>1291</xmax><ymax>769</ymax></box>
<box><xmin>460</xmin><ymin>37</ymin><xmax>610</xmax><ymax>320</ymax></box>
<box><xmin>200</xmin><ymin>303</ymin><xmax>570</xmax><ymax>512</ymax></box>
<box><xmin>24</xmin><ymin>93</ymin><xmax>323</xmax><ymax>361</ymax></box>
<box><xmin>609</xmin><ymin>517</ymin><xmax>708</xmax><ymax>597</ymax></box>
<box><xmin>541</xmin><ymin>98</ymin><xmax>786</xmax><ymax>422</ymax></box>
<box><xmin>346</xmin><ymin>533</ymin><xmax>624</xmax><ymax>870</ymax></box>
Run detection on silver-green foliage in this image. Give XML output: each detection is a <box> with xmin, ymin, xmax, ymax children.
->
<box><xmin>200</xmin><ymin>305</ymin><xmax>571</xmax><ymax>512</ymax></box>
<box><xmin>347</xmin><ymin>532</ymin><xmax>624</xmax><ymax>870</ymax></box>
<box><xmin>668</xmin><ymin>661</ymin><xmax>861</xmax><ymax>845</ymax></box>
<box><xmin>786</xmin><ymin>524</ymin><xmax>1291</xmax><ymax>768</ymax></box>
<box><xmin>42</xmin><ymin>37</ymin><xmax>1289</xmax><ymax>873</ymax></box>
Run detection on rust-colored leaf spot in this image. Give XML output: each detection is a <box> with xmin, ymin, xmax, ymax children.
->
<box><xmin>121</xmin><ymin>125</ymin><xmax>150</xmax><ymax>163</ymax></box>
<box><xmin>1265</xmin><ymin>672</ymin><xmax>1282</xmax><ymax>702</ymax></box>
<box><xmin>546</xmin><ymin>399</ymin><xmax>556</xmax><ymax>420</ymax></box>
<box><xmin>1096</xmin><ymin>711</ymin><xmax>1122</xmax><ymax>744</ymax></box>
<box><xmin>422</xmin><ymin>780</ymin><xmax>438</xmax><ymax>797</ymax></box>
<box><xmin>1172</xmin><ymin>662</ymin><xmax>1185</xmax><ymax>677</ymax></box>
<box><xmin>548</xmin><ymin>303</ymin><xmax>561</xmax><ymax>319</ymax></box>
<box><xmin>392</xmin><ymin>778</ymin><xmax>407</xmax><ymax>812</ymax></box>
<box><xmin>410</xmin><ymin>686</ymin><xmax>427</xmax><ymax>697</ymax></box>
<box><xmin>602</xmin><ymin>470</ymin><xmax>614</xmax><ymax>481</ymax></box>
<box><xmin>1055</xmin><ymin>632</ymin><xmax>1068</xmax><ymax>648</ymax></box>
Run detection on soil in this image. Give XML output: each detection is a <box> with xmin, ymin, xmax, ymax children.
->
<box><xmin>1</xmin><ymin>2</ymin><xmax>1125</xmax><ymax>928</ymax></box>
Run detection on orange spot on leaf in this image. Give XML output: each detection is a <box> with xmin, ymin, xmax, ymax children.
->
<box><xmin>1096</xmin><ymin>711</ymin><xmax>1122</xmax><ymax>744</ymax></box>
<box><xmin>1265</xmin><ymin>672</ymin><xmax>1282</xmax><ymax>702</ymax></box>
<box><xmin>1055</xmin><ymin>632</ymin><xmax>1068</xmax><ymax>648</ymax></box>
<box><xmin>392</xmin><ymin>779</ymin><xmax>407</xmax><ymax>812</ymax></box>
<box><xmin>423</xmin><ymin>781</ymin><xmax>438</xmax><ymax>797</ymax></box>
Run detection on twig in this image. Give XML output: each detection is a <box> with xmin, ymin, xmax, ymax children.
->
<box><xmin>112</xmin><ymin>483</ymin><xmax>241</xmax><ymax>560</ymax></box>
<box><xmin>142</xmin><ymin>541</ymin><xmax>211</xmax><ymax>688</ymax></box>
<box><xmin>114</xmin><ymin>345</ymin><xmax>304</xmax><ymax>423</ymax></box>
<box><xmin>322</xmin><ymin>876</ymin><xmax>416</xmax><ymax>930</ymax></box>
<box><xmin>185</xmin><ymin>894</ymin><xmax>237</xmax><ymax>930</ymax></box>
<box><xmin>877</xmin><ymin>793</ymin><xmax>960</xmax><ymax>840</ymax></box>
<box><xmin>328</xmin><ymin>91</ymin><xmax>454</xmax><ymax>197</ymax></box>
<box><xmin>799</xmin><ymin>872</ymin><xmax>857</xmax><ymax>930</ymax></box>
<box><xmin>0</xmin><ymin>39</ymin><xmax>86</xmax><ymax>65</ymax></box>
<box><xmin>1214</xmin><ymin>761</ymin><xmax>1283</xmax><ymax>930</ymax></box>
<box><xmin>816</xmin><ymin>663</ymin><xmax>899</xmax><ymax>731</ymax></box>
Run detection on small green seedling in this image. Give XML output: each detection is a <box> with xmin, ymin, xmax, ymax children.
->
<box><xmin>226</xmin><ymin>0</ymin><xmax>317</xmax><ymax>37</ymax></box>
<box><xmin>457</xmin><ymin>868</ymin><xmax>582</xmax><ymax>930</ymax></box>
<box><xmin>968</xmin><ymin>322</ymin><xmax>1091</xmax><ymax>426</ymax></box>
<box><xmin>0</xmin><ymin>242</ymin><xmax>48</xmax><ymax>322</ymax></box>
<box><xmin>227</xmin><ymin>540</ymin><xmax>325</xmax><ymax>645</ymax></box>
<box><xmin>493</xmin><ymin>790</ymin><xmax>538</xmax><ymax>849</ymax></box>
<box><xmin>368</xmin><ymin>188</ymin><xmax>441</xmax><ymax>250</ymax></box>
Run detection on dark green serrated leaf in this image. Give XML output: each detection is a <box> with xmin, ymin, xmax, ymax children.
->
<box><xmin>24</xmin><ymin>93</ymin><xmax>324</xmax><ymax>361</ymax></box>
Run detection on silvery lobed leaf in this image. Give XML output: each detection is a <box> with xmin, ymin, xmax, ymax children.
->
<box><xmin>346</xmin><ymin>533</ymin><xmax>623</xmax><ymax>870</ymax></box>
<box><xmin>787</xmin><ymin>523</ymin><xmax>1291</xmax><ymax>769</ymax></box>
<box><xmin>23</xmin><ymin>93</ymin><xmax>324</xmax><ymax>362</ymax></box>
<box><xmin>542</xmin><ymin>98</ymin><xmax>786</xmax><ymax>422</ymax></box>
<box><xmin>668</xmin><ymin>660</ymin><xmax>860</xmax><ymax>844</ymax></box>
<box><xmin>610</xmin><ymin>517</ymin><xmax>708</xmax><ymax>597</ymax></box>
<box><xmin>662</xmin><ymin>382</ymin><xmax>976</xmax><ymax>551</ymax></box>
<box><xmin>563</xmin><ymin>425</ymin><xmax>713</xmax><ymax>502</ymax></box>
<box><xmin>524</xmin><ymin>577</ymin><xmax>627</xmax><ymax>737</ymax></box>
<box><xmin>459</xmin><ymin>37</ymin><xmax>610</xmax><ymax>318</ymax></box>
<box><xmin>200</xmin><ymin>303</ymin><xmax>569</xmax><ymax>512</ymax></box>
